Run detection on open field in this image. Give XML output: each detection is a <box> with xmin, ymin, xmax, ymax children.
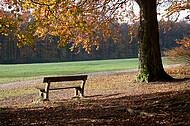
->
<box><xmin>0</xmin><ymin>58</ymin><xmax>170</xmax><ymax>84</ymax></box>
<box><xmin>0</xmin><ymin>58</ymin><xmax>139</xmax><ymax>83</ymax></box>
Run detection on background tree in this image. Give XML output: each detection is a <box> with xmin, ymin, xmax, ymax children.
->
<box><xmin>1</xmin><ymin>21</ymin><xmax>189</xmax><ymax>63</ymax></box>
<box><xmin>0</xmin><ymin>0</ymin><xmax>189</xmax><ymax>82</ymax></box>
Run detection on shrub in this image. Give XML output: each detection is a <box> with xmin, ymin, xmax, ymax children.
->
<box><xmin>164</xmin><ymin>36</ymin><xmax>190</xmax><ymax>64</ymax></box>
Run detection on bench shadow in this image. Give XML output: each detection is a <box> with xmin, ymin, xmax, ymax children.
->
<box><xmin>84</xmin><ymin>93</ymin><xmax>123</xmax><ymax>98</ymax></box>
<box><xmin>84</xmin><ymin>95</ymin><xmax>103</xmax><ymax>98</ymax></box>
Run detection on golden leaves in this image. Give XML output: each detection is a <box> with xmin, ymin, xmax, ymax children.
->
<box><xmin>0</xmin><ymin>0</ymin><xmax>139</xmax><ymax>52</ymax></box>
<box><xmin>160</xmin><ymin>0</ymin><xmax>190</xmax><ymax>22</ymax></box>
<box><xmin>175</xmin><ymin>36</ymin><xmax>190</xmax><ymax>48</ymax></box>
<box><xmin>17</xmin><ymin>42</ymin><xmax>22</xmax><ymax>48</ymax></box>
<box><xmin>127</xmin><ymin>25</ymin><xmax>137</xmax><ymax>43</ymax></box>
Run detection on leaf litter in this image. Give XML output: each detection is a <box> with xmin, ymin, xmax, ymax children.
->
<box><xmin>0</xmin><ymin>71</ymin><xmax>190</xmax><ymax>125</ymax></box>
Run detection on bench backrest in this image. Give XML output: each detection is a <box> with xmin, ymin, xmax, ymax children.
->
<box><xmin>43</xmin><ymin>75</ymin><xmax>88</xmax><ymax>83</ymax></box>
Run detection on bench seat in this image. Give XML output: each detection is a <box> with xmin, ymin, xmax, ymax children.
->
<box><xmin>35</xmin><ymin>85</ymin><xmax>81</xmax><ymax>92</ymax></box>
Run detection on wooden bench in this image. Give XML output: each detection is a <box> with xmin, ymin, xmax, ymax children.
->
<box><xmin>35</xmin><ymin>75</ymin><xmax>88</xmax><ymax>101</ymax></box>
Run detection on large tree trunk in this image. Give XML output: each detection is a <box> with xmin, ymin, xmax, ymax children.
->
<box><xmin>135</xmin><ymin>0</ymin><xmax>173</xmax><ymax>82</ymax></box>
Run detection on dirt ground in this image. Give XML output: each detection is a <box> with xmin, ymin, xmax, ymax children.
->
<box><xmin>0</xmin><ymin>71</ymin><xmax>190</xmax><ymax>125</ymax></box>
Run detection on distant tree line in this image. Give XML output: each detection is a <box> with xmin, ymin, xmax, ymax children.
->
<box><xmin>0</xmin><ymin>21</ymin><xmax>189</xmax><ymax>64</ymax></box>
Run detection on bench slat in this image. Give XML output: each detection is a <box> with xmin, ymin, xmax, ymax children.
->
<box><xmin>36</xmin><ymin>85</ymin><xmax>81</xmax><ymax>92</ymax></box>
<box><xmin>43</xmin><ymin>75</ymin><xmax>87</xmax><ymax>83</ymax></box>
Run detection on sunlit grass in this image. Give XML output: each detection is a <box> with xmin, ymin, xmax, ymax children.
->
<box><xmin>0</xmin><ymin>57</ymin><xmax>170</xmax><ymax>83</ymax></box>
<box><xmin>0</xmin><ymin>58</ymin><xmax>138</xmax><ymax>83</ymax></box>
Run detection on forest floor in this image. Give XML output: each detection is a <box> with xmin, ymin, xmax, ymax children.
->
<box><xmin>0</xmin><ymin>65</ymin><xmax>190</xmax><ymax>125</ymax></box>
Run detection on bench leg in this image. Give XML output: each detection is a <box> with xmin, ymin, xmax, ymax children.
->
<box><xmin>43</xmin><ymin>81</ymin><xmax>50</xmax><ymax>101</ymax></box>
<box><xmin>34</xmin><ymin>90</ymin><xmax>47</xmax><ymax>102</ymax></box>
<box><xmin>39</xmin><ymin>91</ymin><xmax>44</xmax><ymax>98</ymax></box>
<box><xmin>75</xmin><ymin>88</ymin><xmax>79</xmax><ymax>96</ymax></box>
<box><xmin>80</xmin><ymin>89</ymin><xmax>84</xmax><ymax>97</ymax></box>
<box><xmin>74</xmin><ymin>87</ymin><xmax>84</xmax><ymax>98</ymax></box>
<box><xmin>80</xmin><ymin>80</ymin><xmax>86</xmax><ymax>97</ymax></box>
<box><xmin>76</xmin><ymin>87</ymin><xmax>84</xmax><ymax>97</ymax></box>
<box><xmin>39</xmin><ymin>91</ymin><xmax>49</xmax><ymax>101</ymax></box>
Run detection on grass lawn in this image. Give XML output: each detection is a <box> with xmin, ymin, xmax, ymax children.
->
<box><xmin>0</xmin><ymin>58</ymin><xmax>139</xmax><ymax>83</ymax></box>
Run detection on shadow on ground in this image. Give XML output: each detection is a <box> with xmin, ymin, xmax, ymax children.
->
<box><xmin>0</xmin><ymin>89</ymin><xmax>189</xmax><ymax>125</ymax></box>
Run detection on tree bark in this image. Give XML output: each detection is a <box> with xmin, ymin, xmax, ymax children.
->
<box><xmin>135</xmin><ymin>0</ymin><xmax>173</xmax><ymax>82</ymax></box>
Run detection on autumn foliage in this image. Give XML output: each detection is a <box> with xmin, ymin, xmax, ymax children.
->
<box><xmin>1</xmin><ymin>0</ymin><xmax>188</xmax><ymax>52</ymax></box>
<box><xmin>0</xmin><ymin>0</ymin><xmax>125</xmax><ymax>53</ymax></box>
<box><xmin>164</xmin><ymin>36</ymin><xmax>190</xmax><ymax>64</ymax></box>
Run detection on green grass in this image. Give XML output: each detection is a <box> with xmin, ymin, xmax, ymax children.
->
<box><xmin>0</xmin><ymin>57</ymin><xmax>169</xmax><ymax>84</ymax></box>
<box><xmin>0</xmin><ymin>58</ymin><xmax>138</xmax><ymax>83</ymax></box>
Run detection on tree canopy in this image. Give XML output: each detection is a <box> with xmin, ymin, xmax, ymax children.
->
<box><xmin>1</xmin><ymin>0</ymin><xmax>189</xmax><ymax>51</ymax></box>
